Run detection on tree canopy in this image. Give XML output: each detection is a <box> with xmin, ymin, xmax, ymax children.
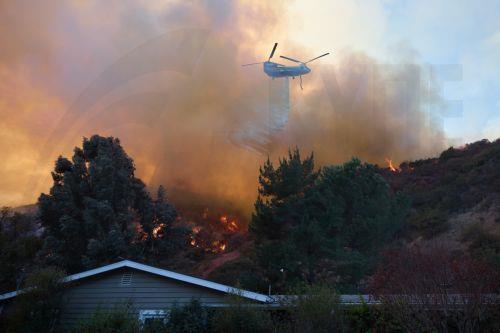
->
<box><xmin>38</xmin><ymin>135</ymin><xmax>179</xmax><ymax>273</ymax></box>
<box><xmin>0</xmin><ymin>207</ymin><xmax>41</xmax><ymax>293</ymax></box>
<box><xmin>249</xmin><ymin>150</ymin><xmax>409</xmax><ymax>292</ymax></box>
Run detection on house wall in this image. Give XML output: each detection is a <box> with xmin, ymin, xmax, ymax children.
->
<box><xmin>59</xmin><ymin>267</ymin><xmax>228</xmax><ymax>329</ymax></box>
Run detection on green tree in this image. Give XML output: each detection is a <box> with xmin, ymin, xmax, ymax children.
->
<box><xmin>4</xmin><ymin>267</ymin><xmax>66</xmax><ymax>333</ymax></box>
<box><xmin>166</xmin><ymin>300</ymin><xmax>213</xmax><ymax>333</ymax></box>
<box><xmin>71</xmin><ymin>302</ymin><xmax>140</xmax><ymax>333</ymax></box>
<box><xmin>312</xmin><ymin>158</ymin><xmax>409</xmax><ymax>289</ymax></box>
<box><xmin>38</xmin><ymin>135</ymin><xmax>179</xmax><ymax>272</ymax></box>
<box><xmin>249</xmin><ymin>148</ymin><xmax>319</xmax><ymax>289</ymax></box>
<box><xmin>212</xmin><ymin>290</ymin><xmax>273</xmax><ymax>333</ymax></box>
<box><xmin>285</xmin><ymin>284</ymin><xmax>345</xmax><ymax>333</ymax></box>
<box><xmin>249</xmin><ymin>151</ymin><xmax>409</xmax><ymax>292</ymax></box>
<box><xmin>147</xmin><ymin>185</ymin><xmax>182</xmax><ymax>258</ymax></box>
<box><xmin>0</xmin><ymin>207</ymin><xmax>41</xmax><ymax>293</ymax></box>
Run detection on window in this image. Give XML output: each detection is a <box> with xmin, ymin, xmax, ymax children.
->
<box><xmin>138</xmin><ymin>309</ymin><xmax>169</xmax><ymax>326</ymax></box>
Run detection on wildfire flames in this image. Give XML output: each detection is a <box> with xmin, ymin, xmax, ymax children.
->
<box><xmin>385</xmin><ymin>158</ymin><xmax>400</xmax><ymax>172</ymax></box>
<box><xmin>219</xmin><ymin>215</ymin><xmax>238</xmax><ymax>232</ymax></box>
<box><xmin>152</xmin><ymin>223</ymin><xmax>165</xmax><ymax>239</ymax></box>
<box><xmin>185</xmin><ymin>209</ymin><xmax>241</xmax><ymax>254</ymax></box>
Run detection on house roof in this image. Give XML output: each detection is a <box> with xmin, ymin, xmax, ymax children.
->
<box><xmin>270</xmin><ymin>294</ymin><xmax>380</xmax><ymax>305</ymax></box>
<box><xmin>0</xmin><ymin>260</ymin><xmax>272</xmax><ymax>303</ymax></box>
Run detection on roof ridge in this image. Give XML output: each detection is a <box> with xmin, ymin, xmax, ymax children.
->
<box><xmin>0</xmin><ymin>260</ymin><xmax>271</xmax><ymax>303</ymax></box>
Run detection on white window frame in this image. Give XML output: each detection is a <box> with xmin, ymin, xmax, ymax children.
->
<box><xmin>138</xmin><ymin>309</ymin><xmax>169</xmax><ymax>326</ymax></box>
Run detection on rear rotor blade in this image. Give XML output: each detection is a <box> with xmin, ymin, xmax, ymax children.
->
<box><xmin>305</xmin><ymin>52</ymin><xmax>330</xmax><ymax>63</ymax></box>
<box><xmin>242</xmin><ymin>62</ymin><xmax>263</xmax><ymax>67</ymax></box>
<box><xmin>280</xmin><ymin>55</ymin><xmax>302</xmax><ymax>63</ymax></box>
<box><xmin>269</xmin><ymin>43</ymin><xmax>278</xmax><ymax>60</ymax></box>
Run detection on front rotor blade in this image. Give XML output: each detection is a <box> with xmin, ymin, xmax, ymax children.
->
<box><xmin>280</xmin><ymin>55</ymin><xmax>301</xmax><ymax>63</ymax></box>
<box><xmin>242</xmin><ymin>62</ymin><xmax>263</xmax><ymax>67</ymax></box>
<box><xmin>305</xmin><ymin>52</ymin><xmax>330</xmax><ymax>63</ymax></box>
<box><xmin>269</xmin><ymin>43</ymin><xmax>278</xmax><ymax>60</ymax></box>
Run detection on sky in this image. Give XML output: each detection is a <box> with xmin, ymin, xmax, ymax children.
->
<box><xmin>0</xmin><ymin>0</ymin><xmax>498</xmax><ymax>209</ymax></box>
<box><xmin>288</xmin><ymin>0</ymin><xmax>500</xmax><ymax>143</ymax></box>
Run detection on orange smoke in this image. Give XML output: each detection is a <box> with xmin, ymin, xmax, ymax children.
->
<box><xmin>0</xmin><ymin>1</ymin><xmax>446</xmax><ymax>217</ymax></box>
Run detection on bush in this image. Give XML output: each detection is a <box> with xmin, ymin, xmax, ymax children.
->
<box><xmin>0</xmin><ymin>207</ymin><xmax>42</xmax><ymax>294</ymax></box>
<box><xmin>283</xmin><ymin>284</ymin><xmax>345</xmax><ymax>333</ymax></box>
<box><xmin>71</xmin><ymin>302</ymin><xmax>140</xmax><ymax>333</ymax></box>
<box><xmin>346</xmin><ymin>301</ymin><xmax>403</xmax><ymax>332</ymax></box>
<box><xmin>408</xmin><ymin>207</ymin><xmax>448</xmax><ymax>237</ymax></box>
<box><xmin>212</xmin><ymin>291</ymin><xmax>273</xmax><ymax>333</ymax></box>
<box><xmin>461</xmin><ymin>223</ymin><xmax>500</xmax><ymax>268</ymax></box>
<box><xmin>166</xmin><ymin>300</ymin><xmax>213</xmax><ymax>333</ymax></box>
<box><xmin>4</xmin><ymin>267</ymin><xmax>66</xmax><ymax>333</ymax></box>
<box><xmin>370</xmin><ymin>244</ymin><xmax>500</xmax><ymax>332</ymax></box>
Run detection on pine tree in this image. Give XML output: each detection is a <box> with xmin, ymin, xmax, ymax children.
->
<box><xmin>249</xmin><ymin>151</ymin><xmax>409</xmax><ymax>291</ymax></box>
<box><xmin>38</xmin><ymin>135</ymin><xmax>178</xmax><ymax>272</ymax></box>
<box><xmin>312</xmin><ymin>158</ymin><xmax>409</xmax><ymax>290</ymax></box>
<box><xmin>249</xmin><ymin>148</ymin><xmax>320</xmax><ymax>288</ymax></box>
<box><xmin>250</xmin><ymin>148</ymin><xmax>318</xmax><ymax>239</ymax></box>
<box><xmin>0</xmin><ymin>207</ymin><xmax>41</xmax><ymax>293</ymax></box>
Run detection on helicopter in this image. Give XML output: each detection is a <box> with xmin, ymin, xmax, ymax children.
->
<box><xmin>242</xmin><ymin>43</ymin><xmax>330</xmax><ymax>89</ymax></box>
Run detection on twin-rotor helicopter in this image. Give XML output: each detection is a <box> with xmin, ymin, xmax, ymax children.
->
<box><xmin>242</xmin><ymin>43</ymin><xmax>330</xmax><ymax>89</ymax></box>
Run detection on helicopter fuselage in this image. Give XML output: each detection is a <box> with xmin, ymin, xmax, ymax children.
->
<box><xmin>263</xmin><ymin>61</ymin><xmax>311</xmax><ymax>78</ymax></box>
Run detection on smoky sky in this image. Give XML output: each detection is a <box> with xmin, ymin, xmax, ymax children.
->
<box><xmin>0</xmin><ymin>0</ymin><xmax>446</xmax><ymax>217</ymax></box>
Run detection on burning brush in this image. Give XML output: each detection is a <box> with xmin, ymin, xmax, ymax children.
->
<box><xmin>182</xmin><ymin>208</ymin><xmax>243</xmax><ymax>254</ymax></box>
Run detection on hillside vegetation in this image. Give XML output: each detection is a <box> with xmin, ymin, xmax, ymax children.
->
<box><xmin>2</xmin><ymin>137</ymin><xmax>500</xmax><ymax>295</ymax></box>
<box><xmin>381</xmin><ymin>139</ymin><xmax>500</xmax><ymax>267</ymax></box>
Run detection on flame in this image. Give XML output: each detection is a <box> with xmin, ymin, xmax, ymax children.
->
<box><xmin>385</xmin><ymin>158</ymin><xmax>399</xmax><ymax>172</ymax></box>
<box><xmin>212</xmin><ymin>240</ymin><xmax>226</xmax><ymax>252</ymax></box>
<box><xmin>152</xmin><ymin>223</ymin><xmax>165</xmax><ymax>239</ymax></box>
<box><xmin>134</xmin><ymin>222</ymin><xmax>148</xmax><ymax>241</ymax></box>
<box><xmin>228</xmin><ymin>221</ymin><xmax>238</xmax><ymax>232</ymax></box>
<box><xmin>219</xmin><ymin>214</ymin><xmax>238</xmax><ymax>231</ymax></box>
<box><xmin>184</xmin><ymin>210</ymin><xmax>239</xmax><ymax>253</ymax></box>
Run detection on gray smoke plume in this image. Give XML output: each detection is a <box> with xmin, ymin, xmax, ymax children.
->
<box><xmin>0</xmin><ymin>1</ymin><xmax>446</xmax><ymax>221</ymax></box>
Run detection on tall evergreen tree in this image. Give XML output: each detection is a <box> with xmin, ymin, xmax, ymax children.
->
<box><xmin>249</xmin><ymin>151</ymin><xmax>409</xmax><ymax>292</ymax></box>
<box><xmin>249</xmin><ymin>149</ymin><xmax>320</xmax><ymax>288</ymax></box>
<box><xmin>312</xmin><ymin>158</ymin><xmax>409</xmax><ymax>290</ymax></box>
<box><xmin>250</xmin><ymin>148</ymin><xmax>318</xmax><ymax>240</ymax></box>
<box><xmin>38</xmin><ymin>135</ymin><xmax>178</xmax><ymax>272</ymax></box>
<box><xmin>0</xmin><ymin>207</ymin><xmax>41</xmax><ymax>293</ymax></box>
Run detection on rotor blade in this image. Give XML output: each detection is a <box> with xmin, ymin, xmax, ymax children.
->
<box><xmin>280</xmin><ymin>55</ymin><xmax>302</xmax><ymax>63</ymax></box>
<box><xmin>242</xmin><ymin>62</ymin><xmax>263</xmax><ymax>67</ymax></box>
<box><xmin>269</xmin><ymin>43</ymin><xmax>278</xmax><ymax>60</ymax></box>
<box><xmin>305</xmin><ymin>52</ymin><xmax>330</xmax><ymax>63</ymax></box>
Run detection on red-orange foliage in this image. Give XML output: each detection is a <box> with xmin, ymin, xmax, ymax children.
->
<box><xmin>369</xmin><ymin>244</ymin><xmax>500</xmax><ymax>333</ymax></box>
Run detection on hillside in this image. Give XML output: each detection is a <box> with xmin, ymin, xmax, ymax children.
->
<box><xmin>380</xmin><ymin>139</ymin><xmax>500</xmax><ymax>265</ymax></box>
<box><xmin>6</xmin><ymin>138</ymin><xmax>500</xmax><ymax>290</ymax></box>
<box><xmin>205</xmin><ymin>139</ymin><xmax>500</xmax><ymax>288</ymax></box>
<box><xmin>12</xmin><ymin>203</ymin><xmax>38</xmax><ymax>216</ymax></box>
